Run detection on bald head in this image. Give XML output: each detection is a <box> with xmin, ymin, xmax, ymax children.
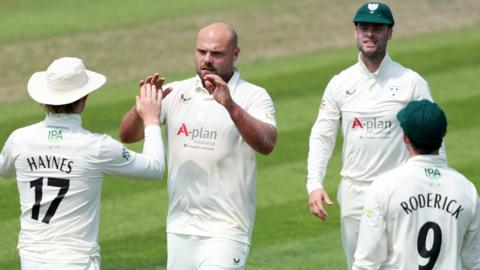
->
<box><xmin>195</xmin><ymin>22</ymin><xmax>240</xmax><ymax>84</ymax></box>
<box><xmin>197</xmin><ymin>22</ymin><xmax>238</xmax><ymax>50</ymax></box>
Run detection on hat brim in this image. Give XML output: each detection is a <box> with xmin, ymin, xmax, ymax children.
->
<box><xmin>354</xmin><ymin>17</ymin><xmax>394</xmax><ymax>26</ymax></box>
<box><xmin>27</xmin><ymin>70</ymin><xmax>106</xmax><ymax>105</ymax></box>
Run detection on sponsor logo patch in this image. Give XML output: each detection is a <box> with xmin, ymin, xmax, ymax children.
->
<box><xmin>121</xmin><ymin>146</ymin><xmax>131</xmax><ymax>161</ymax></box>
<box><xmin>176</xmin><ymin>123</ymin><xmax>217</xmax><ymax>151</ymax></box>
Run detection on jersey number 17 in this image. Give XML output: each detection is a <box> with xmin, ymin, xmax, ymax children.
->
<box><xmin>30</xmin><ymin>177</ymin><xmax>70</xmax><ymax>224</ymax></box>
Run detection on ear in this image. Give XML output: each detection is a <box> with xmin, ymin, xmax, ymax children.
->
<box><xmin>387</xmin><ymin>26</ymin><xmax>393</xmax><ymax>41</ymax></box>
<box><xmin>233</xmin><ymin>47</ymin><xmax>240</xmax><ymax>62</ymax></box>
<box><xmin>403</xmin><ymin>133</ymin><xmax>410</xmax><ymax>145</ymax></box>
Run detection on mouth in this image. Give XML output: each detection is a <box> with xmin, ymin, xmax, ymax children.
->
<box><xmin>201</xmin><ymin>67</ymin><xmax>216</xmax><ymax>74</ymax></box>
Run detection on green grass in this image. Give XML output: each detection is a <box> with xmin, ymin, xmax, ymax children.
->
<box><xmin>1</xmin><ymin>2</ymin><xmax>480</xmax><ymax>270</ymax></box>
<box><xmin>0</xmin><ymin>0</ymin><xmax>278</xmax><ymax>43</ymax></box>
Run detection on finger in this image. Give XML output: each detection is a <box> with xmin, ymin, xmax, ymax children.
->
<box><xmin>145</xmin><ymin>84</ymin><xmax>152</xmax><ymax>99</ymax></box>
<box><xmin>151</xmin><ymin>84</ymin><xmax>158</xmax><ymax>101</ymax></box>
<box><xmin>152</xmin><ymin>73</ymin><xmax>159</xmax><ymax>84</ymax></box>
<box><xmin>140</xmin><ymin>84</ymin><xmax>147</xmax><ymax>99</ymax></box>
<box><xmin>135</xmin><ymin>96</ymin><xmax>140</xmax><ymax>111</ymax></box>
<box><xmin>146</xmin><ymin>75</ymin><xmax>153</xmax><ymax>85</ymax></box>
<box><xmin>315</xmin><ymin>201</ymin><xmax>328</xmax><ymax>220</ymax></box>
<box><xmin>204</xmin><ymin>79</ymin><xmax>215</xmax><ymax>94</ymax></box>
<box><xmin>163</xmin><ymin>87</ymin><xmax>173</xmax><ymax>99</ymax></box>
<box><xmin>156</xmin><ymin>77</ymin><xmax>166</xmax><ymax>89</ymax></box>
<box><xmin>323</xmin><ymin>193</ymin><xmax>334</xmax><ymax>205</ymax></box>
<box><xmin>139</xmin><ymin>80</ymin><xmax>145</xmax><ymax>87</ymax></box>
<box><xmin>309</xmin><ymin>202</ymin><xmax>325</xmax><ymax>220</ymax></box>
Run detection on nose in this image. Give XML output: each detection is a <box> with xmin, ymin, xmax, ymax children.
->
<box><xmin>204</xmin><ymin>52</ymin><xmax>213</xmax><ymax>64</ymax></box>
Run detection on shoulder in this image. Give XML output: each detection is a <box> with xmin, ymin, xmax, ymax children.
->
<box><xmin>332</xmin><ymin>63</ymin><xmax>359</xmax><ymax>82</ymax></box>
<box><xmin>6</xmin><ymin>122</ymin><xmax>44</xmax><ymax>144</ymax></box>
<box><xmin>324</xmin><ymin>63</ymin><xmax>359</xmax><ymax>92</ymax></box>
<box><xmin>389</xmin><ymin>59</ymin><xmax>427</xmax><ymax>83</ymax></box>
<box><xmin>372</xmin><ymin>163</ymin><xmax>410</xmax><ymax>190</ymax></box>
<box><xmin>444</xmin><ymin>167</ymin><xmax>478</xmax><ymax>193</ymax></box>
<box><xmin>237</xmin><ymin>78</ymin><xmax>268</xmax><ymax>94</ymax></box>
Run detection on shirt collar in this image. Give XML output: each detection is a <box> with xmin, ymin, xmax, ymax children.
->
<box><xmin>358</xmin><ymin>52</ymin><xmax>392</xmax><ymax>77</ymax></box>
<box><xmin>407</xmin><ymin>155</ymin><xmax>447</xmax><ymax>168</ymax></box>
<box><xmin>194</xmin><ymin>69</ymin><xmax>240</xmax><ymax>95</ymax></box>
<box><xmin>44</xmin><ymin>113</ymin><xmax>82</xmax><ymax>127</ymax></box>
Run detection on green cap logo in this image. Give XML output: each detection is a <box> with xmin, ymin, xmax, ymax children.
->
<box><xmin>368</xmin><ymin>3</ymin><xmax>379</xmax><ymax>12</ymax></box>
<box><xmin>353</xmin><ymin>2</ymin><xmax>395</xmax><ymax>26</ymax></box>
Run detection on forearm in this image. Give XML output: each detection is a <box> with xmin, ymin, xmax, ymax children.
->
<box><xmin>119</xmin><ymin>106</ymin><xmax>145</xmax><ymax>143</ymax></box>
<box><xmin>227</xmin><ymin>102</ymin><xmax>276</xmax><ymax>155</ymax></box>
<box><xmin>306</xmin><ymin>120</ymin><xmax>338</xmax><ymax>193</ymax></box>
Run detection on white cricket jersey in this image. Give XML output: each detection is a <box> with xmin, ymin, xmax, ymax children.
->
<box><xmin>160</xmin><ymin>70</ymin><xmax>276</xmax><ymax>245</ymax></box>
<box><xmin>353</xmin><ymin>155</ymin><xmax>480</xmax><ymax>270</ymax></box>
<box><xmin>0</xmin><ymin>114</ymin><xmax>165</xmax><ymax>264</ymax></box>
<box><xmin>307</xmin><ymin>53</ymin><xmax>434</xmax><ymax>193</ymax></box>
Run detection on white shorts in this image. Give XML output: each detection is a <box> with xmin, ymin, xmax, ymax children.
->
<box><xmin>167</xmin><ymin>233</ymin><xmax>250</xmax><ymax>270</ymax></box>
<box><xmin>20</xmin><ymin>256</ymin><xmax>100</xmax><ymax>270</ymax></box>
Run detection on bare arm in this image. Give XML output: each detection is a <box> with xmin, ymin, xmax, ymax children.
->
<box><xmin>204</xmin><ymin>74</ymin><xmax>277</xmax><ymax>155</ymax></box>
<box><xmin>119</xmin><ymin>106</ymin><xmax>145</xmax><ymax>143</ymax></box>
<box><xmin>226</xmin><ymin>101</ymin><xmax>276</xmax><ymax>155</ymax></box>
<box><xmin>119</xmin><ymin>73</ymin><xmax>172</xmax><ymax>143</ymax></box>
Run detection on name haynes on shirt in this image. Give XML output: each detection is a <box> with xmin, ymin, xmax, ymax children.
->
<box><xmin>26</xmin><ymin>155</ymin><xmax>74</xmax><ymax>174</ymax></box>
<box><xmin>176</xmin><ymin>123</ymin><xmax>217</xmax><ymax>151</ymax></box>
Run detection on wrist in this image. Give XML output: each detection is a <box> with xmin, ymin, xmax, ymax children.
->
<box><xmin>143</xmin><ymin>118</ymin><xmax>160</xmax><ymax>126</ymax></box>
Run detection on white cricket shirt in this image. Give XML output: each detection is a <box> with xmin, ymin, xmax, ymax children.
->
<box><xmin>160</xmin><ymin>70</ymin><xmax>276</xmax><ymax>245</ymax></box>
<box><xmin>0</xmin><ymin>114</ymin><xmax>165</xmax><ymax>264</ymax></box>
<box><xmin>353</xmin><ymin>155</ymin><xmax>480</xmax><ymax>270</ymax></box>
<box><xmin>307</xmin><ymin>53</ymin><xmax>433</xmax><ymax>193</ymax></box>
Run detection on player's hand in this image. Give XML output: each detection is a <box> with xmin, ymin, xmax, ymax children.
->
<box><xmin>204</xmin><ymin>74</ymin><xmax>234</xmax><ymax>109</ymax></box>
<box><xmin>136</xmin><ymin>83</ymin><xmax>162</xmax><ymax>126</ymax></box>
<box><xmin>308</xmin><ymin>188</ymin><xmax>334</xmax><ymax>221</ymax></box>
<box><xmin>139</xmin><ymin>72</ymin><xmax>173</xmax><ymax>100</ymax></box>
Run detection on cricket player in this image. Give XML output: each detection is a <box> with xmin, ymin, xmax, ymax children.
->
<box><xmin>0</xmin><ymin>57</ymin><xmax>166</xmax><ymax>270</ymax></box>
<box><xmin>119</xmin><ymin>22</ymin><xmax>277</xmax><ymax>269</ymax></box>
<box><xmin>306</xmin><ymin>2</ymin><xmax>446</xmax><ymax>269</ymax></box>
<box><xmin>353</xmin><ymin>100</ymin><xmax>480</xmax><ymax>270</ymax></box>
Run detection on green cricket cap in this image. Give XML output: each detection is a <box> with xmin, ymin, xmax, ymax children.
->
<box><xmin>353</xmin><ymin>2</ymin><xmax>395</xmax><ymax>26</ymax></box>
<box><xmin>397</xmin><ymin>100</ymin><xmax>447</xmax><ymax>145</ymax></box>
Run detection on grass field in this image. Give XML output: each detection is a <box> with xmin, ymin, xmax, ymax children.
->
<box><xmin>1</xmin><ymin>1</ymin><xmax>480</xmax><ymax>269</ymax></box>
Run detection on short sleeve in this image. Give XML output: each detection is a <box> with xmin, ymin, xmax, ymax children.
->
<box><xmin>246</xmin><ymin>88</ymin><xmax>276</xmax><ymax>127</ymax></box>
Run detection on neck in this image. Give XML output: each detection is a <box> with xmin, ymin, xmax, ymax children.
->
<box><xmin>360</xmin><ymin>51</ymin><xmax>386</xmax><ymax>73</ymax></box>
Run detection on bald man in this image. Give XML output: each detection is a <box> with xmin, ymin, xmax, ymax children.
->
<box><xmin>119</xmin><ymin>22</ymin><xmax>277</xmax><ymax>270</ymax></box>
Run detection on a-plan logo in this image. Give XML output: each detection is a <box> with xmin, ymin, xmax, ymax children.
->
<box><xmin>351</xmin><ymin>117</ymin><xmax>392</xmax><ymax>131</ymax></box>
<box><xmin>177</xmin><ymin>123</ymin><xmax>217</xmax><ymax>140</ymax></box>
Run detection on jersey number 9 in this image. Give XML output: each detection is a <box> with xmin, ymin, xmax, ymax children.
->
<box><xmin>417</xmin><ymin>221</ymin><xmax>442</xmax><ymax>270</ymax></box>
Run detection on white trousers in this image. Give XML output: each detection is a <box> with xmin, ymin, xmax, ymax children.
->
<box><xmin>167</xmin><ymin>233</ymin><xmax>250</xmax><ymax>270</ymax></box>
<box><xmin>338</xmin><ymin>179</ymin><xmax>371</xmax><ymax>270</ymax></box>
<box><xmin>21</xmin><ymin>256</ymin><xmax>100</xmax><ymax>270</ymax></box>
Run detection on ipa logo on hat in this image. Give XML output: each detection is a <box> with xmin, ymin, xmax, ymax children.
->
<box><xmin>368</xmin><ymin>3</ymin><xmax>379</xmax><ymax>13</ymax></box>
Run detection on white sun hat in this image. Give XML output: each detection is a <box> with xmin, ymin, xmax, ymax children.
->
<box><xmin>27</xmin><ymin>57</ymin><xmax>107</xmax><ymax>105</ymax></box>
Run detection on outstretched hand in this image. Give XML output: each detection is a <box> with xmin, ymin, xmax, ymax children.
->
<box><xmin>139</xmin><ymin>72</ymin><xmax>173</xmax><ymax>100</ymax></box>
<box><xmin>136</xmin><ymin>83</ymin><xmax>162</xmax><ymax>126</ymax></box>
<box><xmin>308</xmin><ymin>188</ymin><xmax>334</xmax><ymax>221</ymax></box>
<box><xmin>204</xmin><ymin>74</ymin><xmax>233</xmax><ymax>108</ymax></box>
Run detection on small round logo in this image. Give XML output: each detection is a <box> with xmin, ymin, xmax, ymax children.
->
<box><xmin>368</xmin><ymin>3</ymin><xmax>379</xmax><ymax>12</ymax></box>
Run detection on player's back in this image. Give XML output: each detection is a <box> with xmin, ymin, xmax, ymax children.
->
<box><xmin>381</xmin><ymin>155</ymin><xmax>479</xmax><ymax>269</ymax></box>
<box><xmin>8</xmin><ymin>115</ymin><xmax>108</xmax><ymax>263</ymax></box>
